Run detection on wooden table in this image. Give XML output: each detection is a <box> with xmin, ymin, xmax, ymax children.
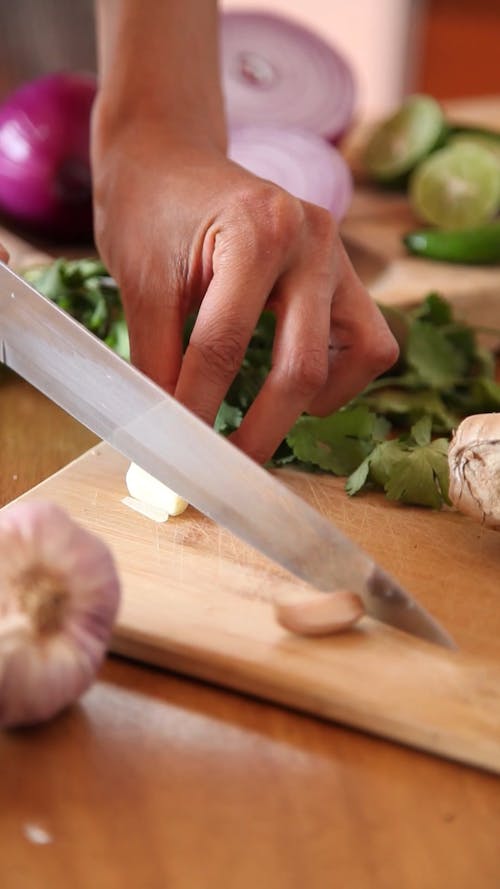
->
<box><xmin>1</xmin><ymin>369</ymin><xmax>499</xmax><ymax>889</ymax></box>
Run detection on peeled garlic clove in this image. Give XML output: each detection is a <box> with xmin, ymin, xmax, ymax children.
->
<box><xmin>125</xmin><ymin>463</ymin><xmax>188</xmax><ymax>516</ymax></box>
<box><xmin>0</xmin><ymin>500</ymin><xmax>121</xmax><ymax>728</ymax></box>
<box><xmin>274</xmin><ymin>590</ymin><xmax>365</xmax><ymax>637</ymax></box>
<box><xmin>448</xmin><ymin>413</ymin><xmax>500</xmax><ymax>530</ymax></box>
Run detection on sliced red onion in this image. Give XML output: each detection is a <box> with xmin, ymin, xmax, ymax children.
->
<box><xmin>220</xmin><ymin>11</ymin><xmax>357</xmax><ymax>144</ymax></box>
<box><xmin>228</xmin><ymin>125</ymin><xmax>353</xmax><ymax>220</ymax></box>
<box><xmin>0</xmin><ymin>72</ymin><xmax>96</xmax><ymax>240</ymax></box>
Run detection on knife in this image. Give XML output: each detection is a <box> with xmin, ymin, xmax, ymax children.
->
<box><xmin>0</xmin><ymin>261</ymin><xmax>454</xmax><ymax>648</ymax></box>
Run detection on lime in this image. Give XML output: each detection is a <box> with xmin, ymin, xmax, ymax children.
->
<box><xmin>447</xmin><ymin>132</ymin><xmax>500</xmax><ymax>165</ymax></box>
<box><xmin>409</xmin><ymin>143</ymin><xmax>500</xmax><ymax>229</ymax></box>
<box><xmin>363</xmin><ymin>95</ymin><xmax>446</xmax><ymax>183</ymax></box>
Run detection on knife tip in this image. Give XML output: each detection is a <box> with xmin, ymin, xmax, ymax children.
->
<box><xmin>366</xmin><ymin>566</ymin><xmax>457</xmax><ymax>650</ymax></box>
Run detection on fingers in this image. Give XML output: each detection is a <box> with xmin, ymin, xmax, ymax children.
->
<box><xmin>174</xmin><ymin>184</ymin><xmax>300</xmax><ymax>425</ymax></box>
<box><xmin>307</xmin><ymin>246</ymin><xmax>399</xmax><ymax>417</ymax></box>
<box><xmin>230</xmin><ymin>265</ymin><xmax>333</xmax><ymax>462</ymax></box>
<box><xmin>125</xmin><ymin>216</ymin><xmax>397</xmax><ymax>468</ymax></box>
<box><xmin>0</xmin><ymin>243</ymin><xmax>9</xmax><ymax>263</ymax></box>
<box><xmin>174</xmin><ymin>240</ymin><xmax>279</xmax><ymax>425</ymax></box>
<box><xmin>97</xmin><ymin>161</ymin><xmax>397</xmax><ymax>465</ymax></box>
<box><xmin>125</xmin><ymin>295</ymin><xmax>185</xmax><ymax>395</ymax></box>
<box><xmin>230</xmin><ymin>215</ymin><xmax>398</xmax><ymax>464</ymax></box>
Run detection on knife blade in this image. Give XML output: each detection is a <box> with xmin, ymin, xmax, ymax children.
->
<box><xmin>0</xmin><ymin>261</ymin><xmax>455</xmax><ymax>647</ymax></box>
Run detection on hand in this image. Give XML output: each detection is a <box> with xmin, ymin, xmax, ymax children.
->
<box><xmin>0</xmin><ymin>243</ymin><xmax>9</xmax><ymax>263</ymax></box>
<box><xmin>92</xmin><ymin>124</ymin><xmax>398</xmax><ymax>463</ymax></box>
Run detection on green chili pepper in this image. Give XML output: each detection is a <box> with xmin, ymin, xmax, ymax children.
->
<box><xmin>403</xmin><ymin>222</ymin><xmax>500</xmax><ymax>265</ymax></box>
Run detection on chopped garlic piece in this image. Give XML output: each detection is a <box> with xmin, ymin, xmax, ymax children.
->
<box><xmin>121</xmin><ymin>496</ymin><xmax>169</xmax><ymax>524</ymax></box>
<box><xmin>125</xmin><ymin>463</ymin><xmax>189</xmax><ymax>516</ymax></box>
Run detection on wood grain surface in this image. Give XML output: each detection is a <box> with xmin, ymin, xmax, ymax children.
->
<box><xmin>6</xmin><ymin>441</ymin><xmax>500</xmax><ymax>775</ymax></box>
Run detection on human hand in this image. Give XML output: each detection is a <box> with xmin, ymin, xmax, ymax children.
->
<box><xmin>0</xmin><ymin>243</ymin><xmax>9</xmax><ymax>263</ymax></box>
<box><xmin>91</xmin><ymin>124</ymin><xmax>398</xmax><ymax>463</ymax></box>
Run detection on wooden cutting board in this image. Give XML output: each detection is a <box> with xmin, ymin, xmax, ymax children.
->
<box><xmin>5</xmin><ymin>441</ymin><xmax>500</xmax><ymax>775</ymax></box>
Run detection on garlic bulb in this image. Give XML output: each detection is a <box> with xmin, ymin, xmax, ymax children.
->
<box><xmin>448</xmin><ymin>413</ymin><xmax>500</xmax><ymax>529</ymax></box>
<box><xmin>0</xmin><ymin>501</ymin><xmax>121</xmax><ymax>728</ymax></box>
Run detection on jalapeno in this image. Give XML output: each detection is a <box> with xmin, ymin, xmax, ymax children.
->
<box><xmin>403</xmin><ymin>222</ymin><xmax>500</xmax><ymax>264</ymax></box>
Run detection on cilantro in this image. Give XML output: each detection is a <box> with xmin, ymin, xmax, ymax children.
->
<box><xmin>23</xmin><ymin>258</ymin><xmax>124</xmax><ymax>349</ymax></box>
<box><xmin>20</xmin><ymin>260</ymin><xmax>500</xmax><ymax>510</ymax></box>
<box><xmin>354</xmin><ymin>292</ymin><xmax>500</xmax><ymax>438</ymax></box>
<box><xmin>412</xmin><ymin>291</ymin><xmax>453</xmax><ymax>325</ymax></box>
<box><xmin>411</xmin><ymin>415</ymin><xmax>433</xmax><ymax>446</ymax></box>
<box><xmin>406</xmin><ymin>321</ymin><xmax>468</xmax><ymax>388</ymax></box>
<box><xmin>286</xmin><ymin>407</ymin><xmax>389</xmax><ymax>475</ymax></box>
<box><xmin>383</xmin><ymin>439</ymin><xmax>450</xmax><ymax>509</ymax></box>
<box><xmin>346</xmin><ymin>418</ymin><xmax>450</xmax><ymax>509</ymax></box>
<box><xmin>224</xmin><ymin>312</ymin><xmax>275</xmax><ymax>410</ymax></box>
<box><xmin>214</xmin><ymin>402</ymin><xmax>242</xmax><ymax>435</ymax></box>
<box><xmin>105</xmin><ymin>318</ymin><xmax>130</xmax><ymax>362</ymax></box>
<box><xmin>358</xmin><ymin>387</ymin><xmax>459</xmax><ymax>433</ymax></box>
<box><xmin>453</xmin><ymin>376</ymin><xmax>500</xmax><ymax>414</ymax></box>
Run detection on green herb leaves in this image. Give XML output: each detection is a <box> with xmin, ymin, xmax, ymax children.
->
<box><xmin>346</xmin><ymin>417</ymin><xmax>450</xmax><ymax>509</ymax></box>
<box><xmin>360</xmin><ymin>293</ymin><xmax>500</xmax><ymax>437</ymax></box>
<box><xmin>287</xmin><ymin>407</ymin><xmax>389</xmax><ymax>476</ymax></box>
<box><xmin>22</xmin><ymin>259</ymin><xmax>500</xmax><ymax>510</ymax></box>
<box><xmin>23</xmin><ymin>259</ymin><xmax>130</xmax><ymax>361</ymax></box>
<box><xmin>216</xmin><ymin>290</ymin><xmax>499</xmax><ymax>507</ymax></box>
<box><xmin>407</xmin><ymin>319</ymin><xmax>467</xmax><ymax>388</ymax></box>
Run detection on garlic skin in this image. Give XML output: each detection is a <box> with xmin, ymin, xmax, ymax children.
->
<box><xmin>275</xmin><ymin>590</ymin><xmax>365</xmax><ymax>637</ymax></box>
<box><xmin>448</xmin><ymin>413</ymin><xmax>500</xmax><ymax>529</ymax></box>
<box><xmin>125</xmin><ymin>462</ymin><xmax>188</xmax><ymax>517</ymax></box>
<box><xmin>0</xmin><ymin>501</ymin><xmax>121</xmax><ymax>728</ymax></box>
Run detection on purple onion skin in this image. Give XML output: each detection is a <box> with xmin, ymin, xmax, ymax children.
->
<box><xmin>0</xmin><ymin>72</ymin><xmax>97</xmax><ymax>241</ymax></box>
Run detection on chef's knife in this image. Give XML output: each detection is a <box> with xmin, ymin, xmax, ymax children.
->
<box><xmin>0</xmin><ymin>261</ymin><xmax>454</xmax><ymax>647</ymax></box>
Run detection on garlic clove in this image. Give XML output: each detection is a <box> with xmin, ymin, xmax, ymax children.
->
<box><xmin>448</xmin><ymin>413</ymin><xmax>500</xmax><ymax>530</ymax></box>
<box><xmin>274</xmin><ymin>589</ymin><xmax>365</xmax><ymax>637</ymax></box>
<box><xmin>0</xmin><ymin>500</ymin><xmax>121</xmax><ymax>729</ymax></box>
<box><xmin>125</xmin><ymin>462</ymin><xmax>189</xmax><ymax>516</ymax></box>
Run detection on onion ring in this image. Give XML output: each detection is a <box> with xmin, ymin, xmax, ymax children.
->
<box><xmin>228</xmin><ymin>124</ymin><xmax>353</xmax><ymax>220</ymax></box>
<box><xmin>220</xmin><ymin>11</ymin><xmax>357</xmax><ymax>143</ymax></box>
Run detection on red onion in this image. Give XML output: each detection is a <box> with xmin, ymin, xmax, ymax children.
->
<box><xmin>0</xmin><ymin>72</ymin><xmax>96</xmax><ymax>240</ymax></box>
<box><xmin>228</xmin><ymin>125</ymin><xmax>353</xmax><ymax>220</ymax></box>
<box><xmin>220</xmin><ymin>11</ymin><xmax>357</xmax><ymax>144</ymax></box>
